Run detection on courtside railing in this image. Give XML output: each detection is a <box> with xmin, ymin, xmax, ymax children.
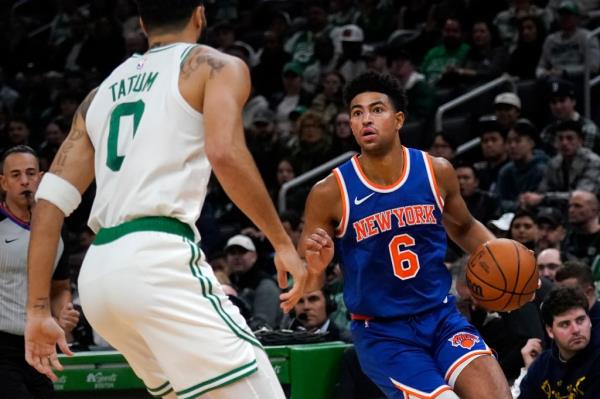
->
<box><xmin>584</xmin><ymin>26</ymin><xmax>600</xmax><ymax>119</ymax></box>
<box><xmin>278</xmin><ymin>151</ymin><xmax>356</xmax><ymax>213</ymax></box>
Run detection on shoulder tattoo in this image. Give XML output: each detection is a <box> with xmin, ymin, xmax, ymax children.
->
<box><xmin>181</xmin><ymin>48</ymin><xmax>226</xmax><ymax>80</ymax></box>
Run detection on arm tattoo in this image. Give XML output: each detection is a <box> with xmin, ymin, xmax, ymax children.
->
<box><xmin>50</xmin><ymin>88</ymin><xmax>97</xmax><ymax>175</ymax></box>
<box><xmin>181</xmin><ymin>48</ymin><xmax>226</xmax><ymax>80</ymax></box>
<box><xmin>32</xmin><ymin>297</ymin><xmax>50</xmax><ymax>311</ymax></box>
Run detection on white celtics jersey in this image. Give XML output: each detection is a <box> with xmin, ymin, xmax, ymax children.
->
<box><xmin>86</xmin><ymin>43</ymin><xmax>207</xmax><ymax>239</ymax></box>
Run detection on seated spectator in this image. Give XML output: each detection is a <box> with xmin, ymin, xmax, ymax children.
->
<box><xmin>246</xmin><ymin>108</ymin><xmax>283</xmax><ymax>188</ymax></box>
<box><xmin>428</xmin><ymin>132</ymin><xmax>456</xmax><ymax>162</ymax></box>
<box><xmin>38</xmin><ymin>117</ymin><xmax>69</xmax><ymax>171</ymax></box>
<box><xmin>537</xmin><ymin>248</ymin><xmax>563</xmax><ymax>282</ymax></box>
<box><xmin>516</xmin><ymin>287</ymin><xmax>600</xmax><ymax>398</ymax></box>
<box><xmin>310</xmin><ymin>71</ymin><xmax>345</xmax><ymax>125</ymax></box>
<box><xmin>521</xmin><ymin>120</ymin><xmax>600</xmax><ymax>209</ymax></box>
<box><xmin>562</xmin><ymin>190</ymin><xmax>600</xmax><ymax>266</ymax></box>
<box><xmin>536</xmin><ymin>1</ymin><xmax>600</xmax><ymax>79</ymax></box>
<box><xmin>303</xmin><ymin>35</ymin><xmax>338</xmax><ymax>95</ymax></box>
<box><xmin>386</xmin><ymin>48</ymin><xmax>436</xmax><ymax>124</ymax></box>
<box><xmin>494</xmin><ymin>92</ymin><xmax>522</xmax><ymax>132</ymax></box>
<box><xmin>330</xmin><ymin>111</ymin><xmax>359</xmax><ymax>156</ymax></box>
<box><xmin>509</xmin><ymin>209</ymin><xmax>540</xmax><ymax>250</ymax></box>
<box><xmin>284</xmin><ymin>286</ymin><xmax>351</xmax><ymax>343</ymax></box>
<box><xmin>272</xmin><ymin>62</ymin><xmax>312</xmax><ymax>137</ymax></box>
<box><xmin>535</xmin><ymin>207</ymin><xmax>566</xmax><ymax>252</ymax></box>
<box><xmin>420</xmin><ymin>18</ymin><xmax>470</xmax><ymax>86</ymax></box>
<box><xmin>508</xmin><ymin>16</ymin><xmax>547</xmax><ymax>80</ymax></box>
<box><xmin>455</xmin><ymin>162</ymin><xmax>500</xmax><ymax>224</ymax></box>
<box><xmin>225</xmin><ymin>234</ymin><xmax>282</xmax><ymax>330</ymax></box>
<box><xmin>475</xmin><ymin>116</ymin><xmax>509</xmax><ymax>192</ymax></box>
<box><xmin>555</xmin><ymin>261</ymin><xmax>600</xmax><ymax>327</ymax></box>
<box><xmin>496</xmin><ymin>119</ymin><xmax>548</xmax><ymax>212</ymax></box>
<box><xmin>284</xmin><ymin>2</ymin><xmax>331</xmax><ymax>69</ymax></box>
<box><xmin>539</xmin><ymin>79</ymin><xmax>600</xmax><ymax>155</ymax></box>
<box><xmin>289</xmin><ymin>110</ymin><xmax>333</xmax><ymax>174</ymax></box>
<box><xmin>448</xmin><ymin>20</ymin><xmax>508</xmax><ymax>85</ymax></box>
<box><xmin>335</xmin><ymin>25</ymin><xmax>368</xmax><ymax>83</ymax></box>
<box><xmin>494</xmin><ymin>0</ymin><xmax>553</xmax><ymax>51</ymax></box>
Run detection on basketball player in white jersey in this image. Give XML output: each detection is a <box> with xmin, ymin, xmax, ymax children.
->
<box><xmin>24</xmin><ymin>1</ymin><xmax>306</xmax><ymax>398</ymax></box>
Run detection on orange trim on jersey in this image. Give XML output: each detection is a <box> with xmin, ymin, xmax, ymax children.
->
<box><xmin>353</xmin><ymin>146</ymin><xmax>408</xmax><ymax>190</ymax></box>
<box><xmin>424</xmin><ymin>154</ymin><xmax>444</xmax><ymax>209</ymax></box>
<box><xmin>444</xmin><ymin>349</ymin><xmax>493</xmax><ymax>382</ymax></box>
<box><xmin>332</xmin><ymin>169</ymin><xmax>348</xmax><ymax>236</ymax></box>
<box><xmin>390</xmin><ymin>380</ymin><xmax>453</xmax><ymax>399</ymax></box>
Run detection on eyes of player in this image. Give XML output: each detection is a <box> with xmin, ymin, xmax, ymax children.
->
<box><xmin>351</xmin><ymin>106</ymin><xmax>385</xmax><ymax>118</ymax></box>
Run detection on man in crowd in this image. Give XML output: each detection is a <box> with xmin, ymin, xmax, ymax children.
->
<box><xmin>562</xmin><ymin>190</ymin><xmax>600</xmax><ymax>266</ymax></box>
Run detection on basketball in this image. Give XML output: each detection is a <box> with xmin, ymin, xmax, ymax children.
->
<box><xmin>466</xmin><ymin>238</ymin><xmax>538</xmax><ymax>312</ymax></box>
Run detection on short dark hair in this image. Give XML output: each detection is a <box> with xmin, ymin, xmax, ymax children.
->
<box><xmin>555</xmin><ymin>261</ymin><xmax>594</xmax><ymax>289</ymax></box>
<box><xmin>541</xmin><ymin>286</ymin><xmax>589</xmax><ymax>327</ymax></box>
<box><xmin>1</xmin><ymin>145</ymin><xmax>39</xmax><ymax>172</ymax></box>
<box><xmin>135</xmin><ymin>0</ymin><xmax>204</xmax><ymax>33</ymax></box>
<box><xmin>454</xmin><ymin>161</ymin><xmax>479</xmax><ymax>179</ymax></box>
<box><xmin>554</xmin><ymin>119</ymin><xmax>584</xmax><ymax>138</ymax></box>
<box><xmin>510</xmin><ymin>118</ymin><xmax>538</xmax><ymax>143</ymax></box>
<box><xmin>344</xmin><ymin>72</ymin><xmax>407</xmax><ymax>113</ymax></box>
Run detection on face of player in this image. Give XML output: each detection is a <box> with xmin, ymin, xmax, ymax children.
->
<box><xmin>349</xmin><ymin>92</ymin><xmax>404</xmax><ymax>156</ymax></box>
<box><xmin>456</xmin><ymin>167</ymin><xmax>478</xmax><ymax>198</ymax></box>
<box><xmin>510</xmin><ymin>215</ymin><xmax>539</xmax><ymax>245</ymax></box>
<box><xmin>0</xmin><ymin>152</ymin><xmax>41</xmax><ymax>210</ymax></box>
<box><xmin>547</xmin><ymin>307</ymin><xmax>591</xmax><ymax>361</ymax></box>
<box><xmin>549</xmin><ymin>96</ymin><xmax>575</xmax><ymax>120</ymax></box>
<box><xmin>480</xmin><ymin>131</ymin><xmax>506</xmax><ymax>160</ymax></box>
<box><xmin>557</xmin><ymin>130</ymin><xmax>582</xmax><ymax>158</ymax></box>
<box><xmin>294</xmin><ymin>290</ymin><xmax>328</xmax><ymax>329</ymax></box>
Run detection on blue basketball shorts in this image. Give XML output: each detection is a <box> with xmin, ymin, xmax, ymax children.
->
<box><xmin>351</xmin><ymin>296</ymin><xmax>492</xmax><ymax>399</ymax></box>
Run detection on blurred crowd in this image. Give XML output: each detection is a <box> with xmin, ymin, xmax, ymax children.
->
<box><xmin>1</xmin><ymin>0</ymin><xmax>600</xmax><ymax>395</ymax></box>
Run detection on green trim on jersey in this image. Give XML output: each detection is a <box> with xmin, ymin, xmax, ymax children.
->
<box><xmin>146</xmin><ymin>43</ymin><xmax>178</xmax><ymax>54</ymax></box>
<box><xmin>186</xmin><ymin>241</ymin><xmax>262</xmax><ymax>348</ymax></box>
<box><xmin>180</xmin><ymin>44</ymin><xmax>198</xmax><ymax>67</ymax></box>
<box><xmin>176</xmin><ymin>359</ymin><xmax>258</xmax><ymax>399</ymax></box>
<box><xmin>146</xmin><ymin>380</ymin><xmax>173</xmax><ymax>398</ymax></box>
<box><xmin>94</xmin><ymin>217</ymin><xmax>194</xmax><ymax>245</ymax></box>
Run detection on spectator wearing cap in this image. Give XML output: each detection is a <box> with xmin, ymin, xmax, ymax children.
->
<box><xmin>246</xmin><ymin>108</ymin><xmax>283</xmax><ymax>189</ymax></box>
<box><xmin>494</xmin><ymin>0</ymin><xmax>553</xmax><ymax>52</ymax></box>
<box><xmin>536</xmin><ymin>0</ymin><xmax>600</xmax><ymax>78</ymax></box>
<box><xmin>521</xmin><ymin>120</ymin><xmax>600</xmax><ymax>209</ymax></box>
<box><xmin>420</xmin><ymin>18</ymin><xmax>470</xmax><ymax>86</ymax></box>
<box><xmin>497</xmin><ymin>119</ymin><xmax>549</xmax><ymax>212</ymax></box>
<box><xmin>272</xmin><ymin>62</ymin><xmax>311</xmax><ymax>138</ymax></box>
<box><xmin>387</xmin><ymin>48</ymin><xmax>436</xmax><ymax>124</ymax></box>
<box><xmin>475</xmin><ymin>116</ymin><xmax>510</xmax><ymax>192</ymax></box>
<box><xmin>539</xmin><ymin>79</ymin><xmax>600</xmax><ymax>155</ymax></box>
<box><xmin>335</xmin><ymin>24</ymin><xmax>368</xmax><ymax>83</ymax></box>
<box><xmin>561</xmin><ymin>190</ymin><xmax>600</xmax><ymax>266</ymax></box>
<box><xmin>494</xmin><ymin>92</ymin><xmax>522</xmax><ymax>131</ymax></box>
<box><xmin>225</xmin><ymin>234</ymin><xmax>282</xmax><ymax>330</ymax></box>
<box><xmin>455</xmin><ymin>162</ymin><xmax>500</xmax><ymax>225</ymax></box>
<box><xmin>536</xmin><ymin>207</ymin><xmax>567</xmax><ymax>251</ymax></box>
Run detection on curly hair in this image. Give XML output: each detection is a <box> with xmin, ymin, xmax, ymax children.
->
<box><xmin>541</xmin><ymin>286</ymin><xmax>589</xmax><ymax>327</ymax></box>
<box><xmin>343</xmin><ymin>72</ymin><xmax>407</xmax><ymax>113</ymax></box>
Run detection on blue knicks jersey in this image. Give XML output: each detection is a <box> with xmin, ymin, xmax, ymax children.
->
<box><xmin>334</xmin><ymin>147</ymin><xmax>451</xmax><ymax>318</ymax></box>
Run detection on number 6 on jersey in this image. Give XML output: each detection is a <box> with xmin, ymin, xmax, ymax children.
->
<box><xmin>388</xmin><ymin>234</ymin><xmax>420</xmax><ymax>280</ymax></box>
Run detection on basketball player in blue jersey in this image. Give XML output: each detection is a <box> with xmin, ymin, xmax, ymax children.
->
<box><xmin>300</xmin><ymin>72</ymin><xmax>512</xmax><ymax>399</ymax></box>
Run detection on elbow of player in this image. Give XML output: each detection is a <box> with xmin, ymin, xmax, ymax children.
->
<box><xmin>205</xmin><ymin>144</ymin><xmax>236</xmax><ymax>168</ymax></box>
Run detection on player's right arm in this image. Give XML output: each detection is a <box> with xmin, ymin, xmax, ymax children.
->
<box><xmin>196</xmin><ymin>48</ymin><xmax>305</xmax><ymax>312</ymax></box>
<box><xmin>299</xmin><ymin>174</ymin><xmax>341</xmax><ymax>292</ymax></box>
<box><xmin>25</xmin><ymin>89</ymin><xmax>97</xmax><ymax>380</ymax></box>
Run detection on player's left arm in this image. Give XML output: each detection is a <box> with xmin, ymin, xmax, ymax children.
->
<box><xmin>25</xmin><ymin>89</ymin><xmax>96</xmax><ymax>380</ymax></box>
<box><xmin>430</xmin><ymin>155</ymin><xmax>495</xmax><ymax>254</ymax></box>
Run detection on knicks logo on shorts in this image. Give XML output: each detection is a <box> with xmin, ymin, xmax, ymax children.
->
<box><xmin>448</xmin><ymin>332</ymin><xmax>480</xmax><ymax>350</ymax></box>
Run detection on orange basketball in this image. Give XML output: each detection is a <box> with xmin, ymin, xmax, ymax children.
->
<box><xmin>465</xmin><ymin>238</ymin><xmax>538</xmax><ymax>312</ymax></box>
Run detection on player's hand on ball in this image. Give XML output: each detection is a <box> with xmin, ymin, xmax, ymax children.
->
<box><xmin>274</xmin><ymin>245</ymin><xmax>306</xmax><ymax>313</ymax></box>
<box><xmin>304</xmin><ymin>228</ymin><xmax>334</xmax><ymax>275</ymax></box>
